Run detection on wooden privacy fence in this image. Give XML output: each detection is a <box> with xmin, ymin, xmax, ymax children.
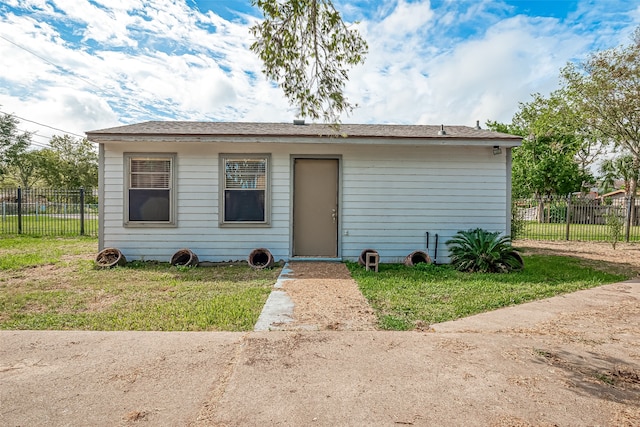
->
<box><xmin>0</xmin><ymin>188</ymin><xmax>98</xmax><ymax>237</ymax></box>
<box><xmin>514</xmin><ymin>195</ymin><xmax>639</xmax><ymax>242</ymax></box>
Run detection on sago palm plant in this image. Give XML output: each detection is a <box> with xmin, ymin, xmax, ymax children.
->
<box><xmin>446</xmin><ymin>228</ymin><xmax>523</xmax><ymax>273</ymax></box>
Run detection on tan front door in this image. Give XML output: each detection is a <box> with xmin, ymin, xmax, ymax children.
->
<box><xmin>293</xmin><ymin>158</ymin><xmax>339</xmax><ymax>257</ymax></box>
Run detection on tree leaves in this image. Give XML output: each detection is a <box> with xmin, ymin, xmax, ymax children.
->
<box><xmin>250</xmin><ymin>0</ymin><xmax>367</xmax><ymax>124</ymax></box>
<box><xmin>487</xmin><ymin>92</ymin><xmax>593</xmax><ymax>198</ymax></box>
<box><xmin>561</xmin><ymin>26</ymin><xmax>640</xmax><ymax>199</ymax></box>
<box><xmin>38</xmin><ymin>135</ymin><xmax>98</xmax><ymax>189</ymax></box>
<box><xmin>0</xmin><ymin>113</ymin><xmax>31</xmax><ymax>177</ymax></box>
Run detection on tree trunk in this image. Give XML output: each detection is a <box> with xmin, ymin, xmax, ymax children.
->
<box><xmin>536</xmin><ymin>195</ymin><xmax>544</xmax><ymax>223</ymax></box>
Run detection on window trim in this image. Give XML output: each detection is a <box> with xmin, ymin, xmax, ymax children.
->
<box><xmin>124</xmin><ymin>152</ymin><xmax>177</xmax><ymax>228</ymax></box>
<box><xmin>219</xmin><ymin>154</ymin><xmax>271</xmax><ymax>227</ymax></box>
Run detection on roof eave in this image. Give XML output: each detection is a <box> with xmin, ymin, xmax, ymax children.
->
<box><xmin>86</xmin><ymin>133</ymin><xmax>522</xmax><ymax>147</ymax></box>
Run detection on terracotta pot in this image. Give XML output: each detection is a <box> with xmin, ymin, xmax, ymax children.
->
<box><xmin>358</xmin><ymin>249</ymin><xmax>379</xmax><ymax>266</ymax></box>
<box><xmin>404</xmin><ymin>250</ymin><xmax>432</xmax><ymax>267</ymax></box>
<box><xmin>248</xmin><ymin>248</ymin><xmax>274</xmax><ymax>269</ymax></box>
<box><xmin>171</xmin><ymin>249</ymin><xmax>199</xmax><ymax>267</ymax></box>
<box><xmin>95</xmin><ymin>248</ymin><xmax>126</xmax><ymax>268</ymax></box>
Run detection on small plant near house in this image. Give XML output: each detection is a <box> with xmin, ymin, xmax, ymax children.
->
<box><xmin>510</xmin><ymin>200</ymin><xmax>526</xmax><ymax>239</ymax></box>
<box><xmin>604</xmin><ymin>211</ymin><xmax>624</xmax><ymax>249</ymax></box>
<box><xmin>446</xmin><ymin>228</ymin><xmax>523</xmax><ymax>273</ymax></box>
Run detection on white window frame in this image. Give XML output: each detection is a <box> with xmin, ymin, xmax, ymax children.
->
<box><xmin>219</xmin><ymin>154</ymin><xmax>270</xmax><ymax>227</ymax></box>
<box><xmin>124</xmin><ymin>152</ymin><xmax>177</xmax><ymax>227</ymax></box>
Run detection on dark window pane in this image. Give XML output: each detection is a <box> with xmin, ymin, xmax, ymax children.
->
<box><xmin>129</xmin><ymin>189</ymin><xmax>170</xmax><ymax>221</ymax></box>
<box><xmin>225</xmin><ymin>190</ymin><xmax>265</xmax><ymax>222</ymax></box>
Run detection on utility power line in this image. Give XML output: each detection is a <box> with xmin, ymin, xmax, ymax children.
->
<box><xmin>16</xmin><ymin>128</ymin><xmax>51</xmax><ymax>149</ymax></box>
<box><xmin>18</xmin><ymin>129</ymin><xmax>50</xmax><ymax>141</ymax></box>
<box><xmin>0</xmin><ymin>34</ymin><xmax>105</xmax><ymax>92</ymax></box>
<box><xmin>2</xmin><ymin>110</ymin><xmax>85</xmax><ymax>138</ymax></box>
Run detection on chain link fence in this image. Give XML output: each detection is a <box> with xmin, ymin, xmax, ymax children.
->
<box><xmin>1</xmin><ymin>188</ymin><xmax>98</xmax><ymax>237</ymax></box>
<box><xmin>513</xmin><ymin>194</ymin><xmax>639</xmax><ymax>242</ymax></box>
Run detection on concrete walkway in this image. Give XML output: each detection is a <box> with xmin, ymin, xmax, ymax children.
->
<box><xmin>1</xmin><ymin>279</ymin><xmax>639</xmax><ymax>426</ymax></box>
<box><xmin>253</xmin><ymin>263</ymin><xmax>295</xmax><ymax>331</ymax></box>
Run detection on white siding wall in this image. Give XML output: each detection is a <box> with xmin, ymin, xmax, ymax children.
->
<box><xmin>340</xmin><ymin>145</ymin><xmax>506</xmax><ymax>263</ymax></box>
<box><xmin>102</xmin><ymin>142</ymin><xmax>507</xmax><ymax>263</ymax></box>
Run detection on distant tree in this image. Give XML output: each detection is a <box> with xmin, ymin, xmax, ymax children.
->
<box><xmin>0</xmin><ymin>113</ymin><xmax>31</xmax><ymax>178</ymax></box>
<box><xmin>599</xmin><ymin>154</ymin><xmax>639</xmax><ymax>195</ymax></box>
<box><xmin>562</xmin><ymin>26</ymin><xmax>640</xmax><ymax>207</ymax></box>
<box><xmin>485</xmin><ymin>120</ymin><xmax>522</xmax><ymax>136</ymax></box>
<box><xmin>8</xmin><ymin>150</ymin><xmax>43</xmax><ymax>189</ymax></box>
<box><xmin>38</xmin><ymin>135</ymin><xmax>98</xmax><ymax>188</ymax></box>
<box><xmin>250</xmin><ymin>0</ymin><xmax>367</xmax><ymax>123</ymax></box>
<box><xmin>487</xmin><ymin>91</ymin><xmax>592</xmax><ymax>200</ymax></box>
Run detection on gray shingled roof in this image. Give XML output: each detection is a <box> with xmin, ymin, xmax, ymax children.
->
<box><xmin>86</xmin><ymin>121</ymin><xmax>521</xmax><ymax>142</ymax></box>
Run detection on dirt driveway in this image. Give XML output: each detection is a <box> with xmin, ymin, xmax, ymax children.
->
<box><xmin>1</xmin><ymin>241</ymin><xmax>639</xmax><ymax>426</ymax></box>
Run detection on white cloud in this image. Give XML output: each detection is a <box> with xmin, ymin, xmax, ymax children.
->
<box><xmin>346</xmin><ymin>1</ymin><xmax>639</xmax><ymax>126</ymax></box>
<box><xmin>378</xmin><ymin>0</ymin><xmax>434</xmax><ymax>36</ymax></box>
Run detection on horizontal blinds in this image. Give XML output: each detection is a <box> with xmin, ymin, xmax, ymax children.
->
<box><xmin>225</xmin><ymin>159</ymin><xmax>266</xmax><ymax>190</ymax></box>
<box><xmin>130</xmin><ymin>159</ymin><xmax>171</xmax><ymax>189</ymax></box>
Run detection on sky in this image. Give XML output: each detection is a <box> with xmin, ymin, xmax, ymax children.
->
<box><xmin>1</xmin><ymin>0</ymin><xmax>639</xmax><ymax>148</ymax></box>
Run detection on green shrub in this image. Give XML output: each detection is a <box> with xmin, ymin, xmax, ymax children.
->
<box><xmin>604</xmin><ymin>211</ymin><xmax>624</xmax><ymax>249</ymax></box>
<box><xmin>511</xmin><ymin>200</ymin><xmax>526</xmax><ymax>239</ymax></box>
<box><xmin>446</xmin><ymin>228</ymin><xmax>523</xmax><ymax>273</ymax></box>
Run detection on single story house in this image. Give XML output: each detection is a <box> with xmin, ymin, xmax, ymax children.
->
<box><xmin>600</xmin><ymin>189</ymin><xmax>640</xmax><ymax>207</ymax></box>
<box><xmin>86</xmin><ymin>121</ymin><xmax>521</xmax><ymax>264</ymax></box>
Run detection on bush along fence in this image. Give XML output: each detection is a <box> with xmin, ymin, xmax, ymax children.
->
<box><xmin>0</xmin><ymin>187</ymin><xmax>98</xmax><ymax>237</ymax></box>
<box><xmin>513</xmin><ymin>194</ymin><xmax>639</xmax><ymax>243</ymax></box>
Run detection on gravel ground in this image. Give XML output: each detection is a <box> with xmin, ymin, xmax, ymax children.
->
<box><xmin>515</xmin><ymin>239</ymin><xmax>640</xmax><ymax>276</ymax></box>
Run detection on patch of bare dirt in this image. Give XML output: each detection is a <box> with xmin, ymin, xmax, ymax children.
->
<box><xmin>515</xmin><ymin>239</ymin><xmax>640</xmax><ymax>276</ymax></box>
<box><xmin>278</xmin><ymin>262</ymin><xmax>377</xmax><ymax>331</ymax></box>
<box><xmin>0</xmin><ymin>263</ymin><xmax>77</xmax><ymax>291</ymax></box>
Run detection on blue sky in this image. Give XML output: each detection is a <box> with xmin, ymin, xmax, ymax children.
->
<box><xmin>0</xmin><ymin>0</ymin><xmax>639</xmax><ymax>146</ymax></box>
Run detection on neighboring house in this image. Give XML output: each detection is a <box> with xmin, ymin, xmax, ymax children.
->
<box><xmin>600</xmin><ymin>190</ymin><xmax>640</xmax><ymax>227</ymax></box>
<box><xmin>86</xmin><ymin>121</ymin><xmax>521</xmax><ymax>264</ymax></box>
<box><xmin>600</xmin><ymin>189</ymin><xmax>640</xmax><ymax>206</ymax></box>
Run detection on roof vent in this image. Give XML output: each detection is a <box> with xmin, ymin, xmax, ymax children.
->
<box><xmin>437</xmin><ymin>124</ymin><xmax>446</xmax><ymax>136</ymax></box>
<box><xmin>475</xmin><ymin>120</ymin><xmax>481</xmax><ymax>130</ymax></box>
<box><xmin>293</xmin><ymin>119</ymin><xmax>305</xmax><ymax>125</ymax></box>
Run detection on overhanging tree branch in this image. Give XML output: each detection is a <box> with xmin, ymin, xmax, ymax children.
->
<box><xmin>250</xmin><ymin>0</ymin><xmax>368</xmax><ymax>124</ymax></box>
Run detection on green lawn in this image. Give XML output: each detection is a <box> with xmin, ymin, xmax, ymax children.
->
<box><xmin>347</xmin><ymin>256</ymin><xmax>629</xmax><ymax>330</ymax></box>
<box><xmin>0</xmin><ymin>215</ymin><xmax>98</xmax><ymax>237</ymax></box>
<box><xmin>0</xmin><ymin>236</ymin><xmax>280</xmax><ymax>331</ymax></box>
<box><xmin>520</xmin><ymin>221</ymin><xmax>640</xmax><ymax>241</ymax></box>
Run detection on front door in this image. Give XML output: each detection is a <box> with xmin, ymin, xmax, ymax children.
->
<box><xmin>293</xmin><ymin>158</ymin><xmax>339</xmax><ymax>257</ymax></box>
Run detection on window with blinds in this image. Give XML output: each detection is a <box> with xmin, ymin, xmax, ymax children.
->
<box><xmin>126</xmin><ymin>154</ymin><xmax>175</xmax><ymax>224</ymax></box>
<box><xmin>222</xmin><ymin>156</ymin><xmax>268</xmax><ymax>223</ymax></box>
<box><xmin>130</xmin><ymin>159</ymin><xmax>171</xmax><ymax>189</ymax></box>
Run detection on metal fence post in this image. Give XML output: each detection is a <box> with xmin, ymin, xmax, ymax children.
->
<box><xmin>17</xmin><ymin>187</ymin><xmax>22</xmax><ymax>235</ymax></box>
<box><xmin>565</xmin><ymin>195</ymin><xmax>571</xmax><ymax>241</ymax></box>
<box><xmin>625</xmin><ymin>196</ymin><xmax>633</xmax><ymax>243</ymax></box>
<box><xmin>80</xmin><ymin>188</ymin><xmax>85</xmax><ymax>236</ymax></box>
